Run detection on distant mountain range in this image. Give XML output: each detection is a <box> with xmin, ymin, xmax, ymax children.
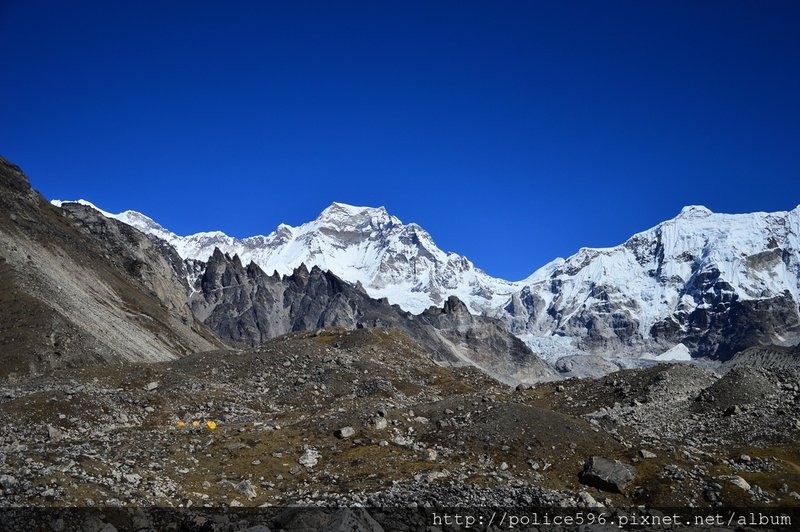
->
<box><xmin>53</xmin><ymin>200</ymin><xmax>520</xmax><ymax>315</ymax></box>
<box><xmin>0</xmin><ymin>157</ymin><xmax>551</xmax><ymax>384</ymax></box>
<box><xmin>54</xmin><ymin>198</ymin><xmax>800</xmax><ymax>363</ymax></box>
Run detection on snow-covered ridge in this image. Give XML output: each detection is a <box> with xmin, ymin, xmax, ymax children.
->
<box><xmin>499</xmin><ymin>204</ymin><xmax>800</xmax><ymax>358</ymax></box>
<box><xmin>51</xmin><ymin>199</ymin><xmax>178</xmax><ymax>243</ymax></box>
<box><xmin>524</xmin><ymin>204</ymin><xmax>800</xmax><ymax>321</ymax></box>
<box><xmin>52</xmin><ymin>199</ymin><xmax>523</xmax><ymax>314</ymax></box>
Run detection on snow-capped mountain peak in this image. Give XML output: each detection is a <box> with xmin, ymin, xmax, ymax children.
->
<box><xmin>499</xmin><ymin>205</ymin><xmax>800</xmax><ymax>360</ymax></box>
<box><xmin>51</xmin><ymin>200</ymin><xmax>521</xmax><ymax>314</ymax></box>
<box><xmin>318</xmin><ymin>202</ymin><xmax>395</xmax><ymax>225</ymax></box>
<box><xmin>676</xmin><ymin>204</ymin><xmax>714</xmax><ymax>219</ymax></box>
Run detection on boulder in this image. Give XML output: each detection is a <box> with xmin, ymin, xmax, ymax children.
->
<box><xmin>299</xmin><ymin>448</ymin><xmax>321</xmax><ymax>468</ymax></box>
<box><xmin>579</xmin><ymin>456</ymin><xmax>637</xmax><ymax>493</ymax></box>
<box><xmin>334</xmin><ymin>426</ymin><xmax>355</xmax><ymax>439</ymax></box>
<box><xmin>725</xmin><ymin>475</ymin><xmax>751</xmax><ymax>491</ymax></box>
<box><xmin>236</xmin><ymin>479</ymin><xmax>257</xmax><ymax>500</ymax></box>
<box><xmin>0</xmin><ymin>474</ymin><xmax>18</xmax><ymax>494</ymax></box>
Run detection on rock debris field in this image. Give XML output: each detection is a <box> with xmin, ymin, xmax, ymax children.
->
<box><xmin>1</xmin><ymin>328</ymin><xmax>799</xmax><ymax>518</ymax></box>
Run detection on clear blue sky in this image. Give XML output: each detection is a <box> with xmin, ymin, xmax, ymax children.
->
<box><xmin>2</xmin><ymin>1</ymin><xmax>798</xmax><ymax>280</ymax></box>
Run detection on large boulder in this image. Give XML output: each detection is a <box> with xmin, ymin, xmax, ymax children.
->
<box><xmin>579</xmin><ymin>456</ymin><xmax>637</xmax><ymax>494</ymax></box>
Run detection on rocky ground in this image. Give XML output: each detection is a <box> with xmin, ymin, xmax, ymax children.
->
<box><xmin>2</xmin><ymin>328</ymin><xmax>799</xmax><ymax>525</ymax></box>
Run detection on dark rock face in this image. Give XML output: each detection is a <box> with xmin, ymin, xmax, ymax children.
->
<box><xmin>678</xmin><ymin>293</ymin><xmax>800</xmax><ymax>361</ymax></box>
<box><xmin>191</xmin><ymin>249</ymin><xmax>390</xmax><ymax>344</ymax></box>
<box><xmin>190</xmin><ymin>250</ymin><xmax>558</xmax><ymax>384</ymax></box>
<box><xmin>580</xmin><ymin>456</ymin><xmax>637</xmax><ymax>494</ymax></box>
<box><xmin>572</xmin><ymin>304</ymin><xmax>641</xmax><ymax>354</ymax></box>
<box><xmin>415</xmin><ymin>296</ymin><xmax>552</xmax><ymax>383</ymax></box>
<box><xmin>644</xmin><ymin>262</ymin><xmax>800</xmax><ymax>361</ymax></box>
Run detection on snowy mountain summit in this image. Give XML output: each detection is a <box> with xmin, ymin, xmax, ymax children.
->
<box><xmin>497</xmin><ymin>205</ymin><xmax>800</xmax><ymax>360</ymax></box>
<box><xmin>52</xmin><ymin>200</ymin><xmax>520</xmax><ymax>314</ymax></box>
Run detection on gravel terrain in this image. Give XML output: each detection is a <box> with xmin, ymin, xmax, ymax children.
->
<box><xmin>2</xmin><ymin>328</ymin><xmax>799</xmax><ymax>517</ymax></box>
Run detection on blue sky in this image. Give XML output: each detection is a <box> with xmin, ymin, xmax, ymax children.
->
<box><xmin>2</xmin><ymin>1</ymin><xmax>799</xmax><ymax>280</ymax></box>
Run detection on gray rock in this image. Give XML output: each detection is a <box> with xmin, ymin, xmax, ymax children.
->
<box><xmin>725</xmin><ymin>475</ymin><xmax>751</xmax><ymax>491</ymax></box>
<box><xmin>554</xmin><ymin>355</ymin><xmax>621</xmax><ymax>379</ymax></box>
<box><xmin>236</xmin><ymin>479</ymin><xmax>257</xmax><ymax>500</ymax></box>
<box><xmin>334</xmin><ymin>426</ymin><xmax>355</xmax><ymax>439</ymax></box>
<box><xmin>639</xmin><ymin>449</ymin><xmax>657</xmax><ymax>459</ymax></box>
<box><xmin>369</xmin><ymin>417</ymin><xmax>388</xmax><ymax>430</ymax></box>
<box><xmin>144</xmin><ymin>381</ymin><xmax>159</xmax><ymax>391</ymax></box>
<box><xmin>577</xmin><ymin>491</ymin><xmax>602</xmax><ymax>507</ymax></box>
<box><xmin>392</xmin><ymin>435</ymin><xmax>412</xmax><ymax>446</ymax></box>
<box><xmin>0</xmin><ymin>474</ymin><xmax>18</xmax><ymax>493</ymax></box>
<box><xmin>579</xmin><ymin>456</ymin><xmax>637</xmax><ymax>493</ymax></box>
<box><xmin>47</xmin><ymin>424</ymin><xmax>63</xmax><ymax>441</ymax></box>
<box><xmin>724</xmin><ymin>344</ymin><xmax>800</xmax><ymax>372</ymax></box>
<box><xmin>724</xmin><ymin>405</ymin><xmax>742</xmax><ymax>416</ymax></box>
<box><xmin>0</xmin><ymin>162</ymin><xmax>221</xmax><ymax>378</ymax></box>
<box><xmin>299</xmin><ymin>449</ymin><xmax>321</xmax><ymax>468</ymax></box>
